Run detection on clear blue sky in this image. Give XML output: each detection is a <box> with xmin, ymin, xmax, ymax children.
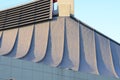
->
<box><xmin>0</xmin><ymin>0</ymin><xmax>120</xmax><ymax>43</ymax></box>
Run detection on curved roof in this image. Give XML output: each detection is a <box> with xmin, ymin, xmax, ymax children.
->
<box><xmin>0</xmin><ymin>16</ymin><xmax>120</xmax><ymax>79</ymax></box>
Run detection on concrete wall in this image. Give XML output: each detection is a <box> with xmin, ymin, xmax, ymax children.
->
<box><xmin>0</xmin><ymin>17</ymin><xmax>120</xmax><ymax>79</ymax></box>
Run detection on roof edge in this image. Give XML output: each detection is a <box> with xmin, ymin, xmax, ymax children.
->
<box><xmin>70</xmin><ymin>15</ymin><xmax>120</xmax><ymax>46</ymax></box>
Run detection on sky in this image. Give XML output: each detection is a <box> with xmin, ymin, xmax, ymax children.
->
<box><xmin>0</xmin><ymin>0</ymin><xmax>120</xmax><ymax>43</ymax></box>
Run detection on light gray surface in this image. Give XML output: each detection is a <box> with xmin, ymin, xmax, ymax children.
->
<box><xmin>60</xmin><ymin>18</ymin><xmax>79</xmax><ymax>71</ymax></box>
<box><xmin>33</xmin><ymin>22</ymin><xmax>49</xmax><ymax>62</ymax></box>
<box><xmin>15</xmin><ymin>25</ymin><xmax>33</xmax><ymax>58</ymax></box>
<box><xmin>110</xmin><ymin>41</ymin><xmax>120</xmax><ymax>77</ymax></box>
<box><xmin>42</xmin><ymin>18</ymin><xmax>65</xmax><ymax>67</ymax></box>
<box><xmin>95</xmin><ymin>33</ymin><xmax>118</xmax><ymax>78</ymax></box>
<box><xmin>0</xmin><ymin>17</ymin><xmax>120</xmax><ymax>79</ymax></box>
<box><xmin>0</xmin><ymin>29</ymin><xmax>17</xmax><ymax>55</ymax></box>
<box><xmin>50</xmin><ymin>18</ymin><xmax>64</xmax><ymax>67</ymax></box>
<box><xmin>79</xmin><ymin>25</ymin><xmax>98</xmax><ymax>74</ymax></box>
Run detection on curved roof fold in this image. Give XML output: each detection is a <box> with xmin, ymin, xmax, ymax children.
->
<box><xmin>0</xmin><ymin>16</ymin><xmax>120</xmax><ymax>79</ymax></box>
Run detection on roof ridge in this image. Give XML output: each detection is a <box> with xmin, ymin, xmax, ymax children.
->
<box><xmin>70</xmin><ymin>15</ymin><xmax>120</xmax><ymax>46</ymax></box>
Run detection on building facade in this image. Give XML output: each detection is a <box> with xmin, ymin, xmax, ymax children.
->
<box><xmin>0</xmin><ymin>0</ymin><xmax>120</xmax><ymax>80</ymax></box>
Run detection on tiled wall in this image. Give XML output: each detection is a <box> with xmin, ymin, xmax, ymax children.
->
<box><xmin>0</xmin><ymin>56</ymin><xmax>119</xmax><ymax>80</ymax></box>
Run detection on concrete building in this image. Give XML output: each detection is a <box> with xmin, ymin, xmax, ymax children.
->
<box><xmin>0</xmin><ymin>0</ymin><xmax>120</xmax><ymax>80</ymax></box>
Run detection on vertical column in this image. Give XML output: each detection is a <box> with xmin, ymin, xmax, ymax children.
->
<box><xmin>58</xmin><ymin>0</ymin><xmax>74</xmax><ymax>16</ymax></box>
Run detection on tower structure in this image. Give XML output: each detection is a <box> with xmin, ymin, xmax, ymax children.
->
<box><xmin>57</xmin><ymin>0</ymin><xmax>74</xmax><ymax>16</ymax></box>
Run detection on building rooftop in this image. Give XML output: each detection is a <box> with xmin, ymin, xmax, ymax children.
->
<box><xmin>0</xmin><ymin>0</ymin><xmax>120</xmax><ymax>80</ymax></box>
